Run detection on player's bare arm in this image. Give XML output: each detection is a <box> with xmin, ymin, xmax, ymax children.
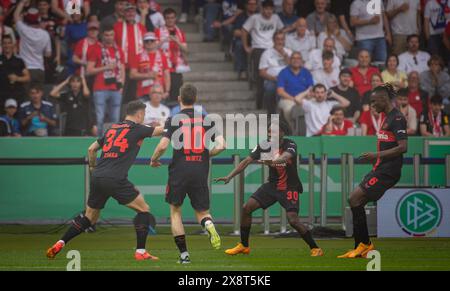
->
<box><xmin>360</xmin><ymin>135</ymin><xmax>408</xmax><ymax>163</ymax></box>
<box><xmin>150</xmin><ymin>137</ymin><xmax>170</xmax><ymax>167</ymax></box>
<box><xmin>88</xmin><ymin>141</ymin><xmax>101</xmax><ymax>171</ymax></box>
<box><xmin>151</xmin><ymin>126</ymin><xmax>165</xmax><ymax>137</ymax></box>
<box><xmin>214</xmin><ymin>156</ymin><xmax>254</xmax><ymax>184</ymax></box>
<box><xmin>209</xmin><ymin>135</ymin><xmax>226</xmax><ymax>157</ymax></box>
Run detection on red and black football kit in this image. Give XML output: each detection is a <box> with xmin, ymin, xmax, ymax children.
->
<box><xmin>250</xmin><ymin>138</ymin><xmax>303</xmax><ymax>213</ymax></box>
<box><xmin>359</xmin><ymin>108</ymin><xmax>408</xmax><ymax>201</ymax></box>
<box><xmin>163</xmin><ymin>108</ymin><xmax>217</xmax><ymax>211</ymax></box>
<box><xmin>89</xmin><ymin>120</ymin><xmax>155</xmax><ymax>209</ymax></box>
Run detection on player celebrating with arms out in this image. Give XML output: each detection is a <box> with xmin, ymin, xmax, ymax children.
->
<box><xmin>338</xmin><ymin>84</ymin><xmax>408</xmax><ymax>259</ymax></box>
<box><xmin>47</xmin><ymin>101</ymin><xmax>164</xmax><ymax>261</ymax></box>
<box><xmin>150</xmin><ymin>84</ymin><xmax>226</xmax><ymax>264</ymax></box>
<box><xmin>215</xmin><ymin>121</ymin><xmax>324</xmax><ymax>257</ymax></box>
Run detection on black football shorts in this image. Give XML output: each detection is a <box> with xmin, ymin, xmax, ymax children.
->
<box><xmin>251</xmin><ymin>183</ymin><xmax>301</xmax><ymax>213</ymax></box>
<box><xmin>165</xmin><ymin>173</ymin><xmax>210</xmax><ymax>211</ymax></box>
<box><xmin>88</xmin><ymin>176</ymin><xmax>140</xmax><ymax>209</ymax></box>
<box><xmin>359</xmin><ymin>170</ymin><xmax>400</xmax><ymax>202</ymax></box>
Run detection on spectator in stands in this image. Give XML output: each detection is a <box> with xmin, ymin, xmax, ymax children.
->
<box><xmin>156</xmin><ymin>8</ymin><xmax>190</xmax><ymax>106</ymax></box>
<box><xmin>306</xmin><ymin>0</ymin><xmax>331</xmax><ymax>36</ymax></box>
<box><xmin>101</xmin><ymin>0</ymin><xmax>127</xmax><ymax>32</ymax></box>
<box><xmin>65</xmin><ymin>11</ymin><xmax>88</xmax><ymax>75</ymax></box>
<box><xmin>321</xmin><ymin>106</ymin><xmax>354</xmax><ymax>136</ymax></box>
<box><xmin>114</xmin><ymin>3</ymin><xmax>147</xmax><ymax>103</ymax></box>
<box><xmin>312</xmin><ymin>51</ymin><xmax>340</xmax><ymax>90</ymax></box>
<box><xmin>278</xmin><ymin>0</ymin><xmax>299</xmax><ymax>31</ymax></box>
<box><xmin>210</xmin><ymin>0</ymin><xmax>243</xmax><ymax>59</ymax></box>
<box><xmin>329</xmin><ymin>0</ymin><xmax>354</xmax><ymax>42</ymax></box>
<box><xmin>90</xmin><ymin>0</ymin><xmax>116</xmax><ymax>21</ymax></box>
<box><xmin>232</xmin><ymin>0</ymin><xmax>258</xmax><ymax>80</ymax></box>
<box><xmin>331</xmin><ymin>68</ymin><xmax>361</xmax><ymax>123</ymax></box>
<box><xmin>259</xmin><ymin>31</ymin><xmax>292</xmax><ymax>114</ymax></box>
<box><xmin>277</xmin><ymin>52</ymin><xmax>314</xmax><ymax>131</ymax></box>
<box><xmin>317</xmin><ymin>14</ymin><xmax>353</xmax><ymax>61</ymax></box>
<box><xmin>398</xmin><ymin>34</ymin><xmax>431</xmax><ymax>74</ymax></box>
<box><xmin>420</xmin><ymin>55</ymin><xmax>450</xmax><ymax>105</ymax></box>
<box><xmin>49</xmin><ymin>75</ymin><xmax>91</xmax><ymax>136</ymax></box>
<box><xmin>381</xmin><ymin>54</ymin><xmax>408</xmax><ymax>91</ymax></box>
<box><xmin>386</xmin><ymin>0</ymin><xmax>421</xmax><ymax>56</ymax></box>
<box><xmin>296</xmin><ymin>83</ymin><xmax>350</xmax><ymax>137</ymax></box>
<box><xmin>0</xmin><ymin>99</ymin><xmax>21</xmax><ymax>137</ymax></box>
<box><xmin>285</xmin><ymin>17</ymin><xmax>316</xmax><ymax>61</ymax></box>
<box><xmin>395</xmin><ymin>88</ymin><xmax>418</xmax><ymax>135</ymax></box>
<box><xmin>136</xmin><ymin>0</ymin><xmax>165</xmax><ymax>32</ymax></box>
<box><xmin>350</xmin><ymin>0</ymin><xmax>392</xmax><ymax>62</ymax></box>
<box><xmin>406</xmin><ymin>71</ymin><xmax>428</xmax><ymax>117</ymax></box>
<box><xmin>86</xmin><ymin>26</ymin><xmax>125</xmax><ymax>136</ymax></box>
<box><xmin>419</xmin><ymin>95</ymin><xmax>450</xmax><ymax>137</ymax></box>
<box><xmin>361</xmin><ymin>73</ymin><xmax>384</xmax><ymax>112</ymax></box>
<box><xmin>73</xmin><ymin>20</ymin><xmax>100</xmax><ymax>77</ymax></box>
<box><xmin>424</xmin><ymin>0</ymin><xmax>447</xmax><ymax>57</ymax></box>
<box><xmin>295</xmin><ymin>0</ymin><xmax>315</xmax><ymax>18</ymax></box>
<box><xmin>350</xmin><ymin>49</ymin><xmax>380</xmax><ymax>97</ymax></box>
<box><xmin>305</xmin><ymin>37</ymin><xmax>341</xmax><ymax>74</ymax></box>
<box><xmin>242</xmin><ymin>0</ymin><xmax>284</xmax><ymax>109</ymax></box>
<box><xmin>14</xmin><ymin>1</ymin><xmax>52</xmax><ymax>86</ymax></box>
<box><xmin>50</xmin><ymin>0</ymin><xmax>90</xmax><ymax>22</ymax></box>
<box><xmin>38</xmin><ymin>0</ymin><xmax>62</xmax><ymax>82</ymax></box>
<box><xmin>360</xmin><ymin>107</ymin><xmax>384</xmax><ymax>136</ymax></box>
<box><xmin>143</xmin><ymin>84</ymin><xmax>170</xmax><ymax>127</ymax></box>
<box><xmin>18</xmin><ymin>84</ymin><xmax>57</xmax><ymax>136</ymax></box>
<box><xmin>0</xmin><ymin>6</ymin><xmax>16</xmax><ymax>55</ymax></box>
<box><xmin>180</xmin><ymin>0</ymin><xmax>204</xmax><ymax>23</ymax></box>
<box><xmin>0</xmin><ymin>35</ymin><xmax>30</xmax><ymax>108</ymax></box>
<box><xmin>130</xmin><ymin>32</ymin><xmax>170</xmax><ymax>102</ymax></box>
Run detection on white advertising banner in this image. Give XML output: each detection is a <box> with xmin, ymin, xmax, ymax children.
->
<box><xmin>378</xmin><ymin>188</ymin><xmax>450</xmax><ymax>238</ymax></box>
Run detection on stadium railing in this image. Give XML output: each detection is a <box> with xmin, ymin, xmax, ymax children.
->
<box><xmin>1</xmin><ymin>155</ymin><xmax>449</xmax><ymax>233</ymax></box>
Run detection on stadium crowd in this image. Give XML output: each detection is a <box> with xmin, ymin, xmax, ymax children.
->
<box><xmin>0</xmin><ymin>0</ymin><xmax>449</xmax><ymax>138</ymax></box>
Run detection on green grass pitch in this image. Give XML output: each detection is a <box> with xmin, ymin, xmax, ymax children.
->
<box><xmin>1</xmin><ymin>225</ymin><xmax>450</xmax><ymax>271</ymax></box>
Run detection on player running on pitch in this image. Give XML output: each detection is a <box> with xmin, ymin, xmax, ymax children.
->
<box><xmin>150</xmin><ymin>84</ymin><xmax>226</xmax><ymax>264</ymax></box>
<box><xmin>338</xmin><ymin>84</ymin><xmax>408</xmax><ymax>258</ymax></box>
<box><xmin>215</xmin><ymin>120</ymin><xmax>324</xmax><ymax>257</ymax></box>
<box><xmin>47</xmin><ymin>101</ymin><xmax>164</xmax><ymax>261</ymax></box>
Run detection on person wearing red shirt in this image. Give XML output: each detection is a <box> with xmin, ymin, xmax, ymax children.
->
<box><xmin>155</xmin><ymin>8</ymin><xmax>189</xmax><ymax>105</ymax></box>
<box><xmin>130</xmin><ymin>32</ymin><xmax>170</xmax><ymax>100</ymax></box>
<box><xmin>359</xmin><ymin>107</ymin><xmax>385</xmax><ymax>136</ymax></box>
<box><xmin>321</xmin><ymin>106</ymin><xmax>354</xmax><ymax>136</ymax></box>
<box><xmin>114</xmin><ymin>2</ymin><xmax>146</xmax><ymax>103</ymax></box>
<box><xmin>86</xmin><ymin>26</ymin><xmax>125</xmax><ymax>136</ymax></box>
<box><xmin>73</xmin><ymin>20</ymin><xmax>100</xmax><ymax>77</ymax></box>
<box><xmin>406</xmin><ymin>71</ymin><xmax>429</xmax><ymax>117</ymax></box>
<box><xmin>350</xmin><ymin>49</ymin><xmax>380</xmax><ymax>96</ymax></box>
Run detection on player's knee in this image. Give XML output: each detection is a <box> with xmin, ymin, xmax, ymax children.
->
<box><xmin>287</xmin><ymin>213</ymin><xmax>299</xmax><ymax>226</ymax></box>
<box><xmin>242</xmin><ymin>203</ymin><xmax>254</xmax><ymax>215</ymax></box>
<box><xmin>349</xmin><ymin>195</ymin><xmax>361</xmax><ymax>208</ymax></box>
<box><xmin>138</xmin><ymin>203</ymin><xmax>150</xmax><ymax>213</ymax></box>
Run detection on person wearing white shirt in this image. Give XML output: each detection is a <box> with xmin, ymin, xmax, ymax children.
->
<box><xmin>424</xmin><ymin>0</ymin><xmax>448</xmax><ymax>56</ymax></box>
<box><xmin>14</xmin><ymin>2</ymin><xmax>52</xmax><ymax>86</ymax></box>
<box><xmin>305</xmin><ymin>38</ymin><xmax>341</xmax><ymax>74</ymax></box>
<box><xmin>296</xmin><ymin>83</ymin><xmax>350</xmax><ymax>137</ymax></box>
<box><xmin>386</xmin><ymin>0</ymin><xmax>421</xmax><ymax>55</ymax></box>
<box><xmin>285</xmin><ymin>17</ymin><xmax>316</xmax><ymax>60</ymax></box>
<box><xmin>317</xmin><ymin>14</ymin><xmax>352</xmax><ymax>61</ymax></box>
<box><xmin>350</xmin><ymin>0</ymin><xmax>392</xmax><ymax>62</ymax></box>
<box><xmin>259</xmin><ymin>31</ymin><xmax>292</xmax><ymax>114</ymax></box>
<box><xmin>242</xmin><ymin>0</ymin><xmax>285</xmax><ymax>109</ymax></box>
<box><xmin>398</xmin><ymin>34</ymin><xmax>431</xmax><ymax>74</ymax></box>
<box><xmin>312</xmin><ymin>51</ymin><xmax>340</xmax><ymax>90</ymax></box>
<box><xmin>143</xmin><ymin>84</ymin><xmax>170</xmax><ymax>127</ymax></box>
